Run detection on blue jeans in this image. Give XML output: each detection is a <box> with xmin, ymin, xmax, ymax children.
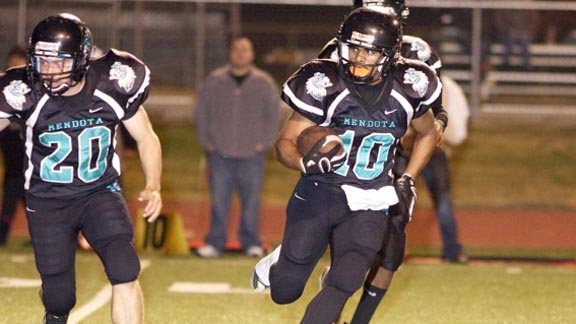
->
<box><xmin>499</xmin><ymin>33</ymin><xmax>532</xmax><ymax>68</ymax></box>
<box><xmin>204</xmin><ymin>152</ymin><xmax>264</xmax><ymax>251</ymax></box>
<box><xmin>420</xmin><ymin>149</ymin><xmax>462</xmax><ymax>260</ymax></box>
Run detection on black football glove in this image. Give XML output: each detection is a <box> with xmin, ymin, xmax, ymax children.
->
<box><xmin>394</xmin><ymin>173</ymin><xmax>417</xmax><ymax>221</ymax></box>
<box><xmin>300</xmin><ymin>135</ymin><xmax>346</xmax><ymax>175</ymax></box>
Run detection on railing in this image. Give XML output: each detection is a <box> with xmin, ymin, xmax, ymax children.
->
<box><xmin>2</xmin><ymin>0</ymin><xmax>576</xmax><ymax>117</ymax></box>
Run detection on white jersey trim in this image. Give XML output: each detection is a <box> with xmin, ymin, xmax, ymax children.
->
<box><xmin>127</xmin><ymin>65</ymin><xmax>150</xmax><ymax>110</ymax></box>
<box><xmin>391</xmin><ymin>89</ymin><xmax>415</xmax><ymax>126</ymax></box>
<box><xmin>283</xmin><ymin>84</ymin><xmax>324</xmax><ymax>116</ymax></box>
<box><xmin>320</xmin><ymin>89</ymin><xmax>349</xmax><ymax>126</ymax></box>
<box><xmin>24</xmin><ymin>94</ymin><xmax>50</xmax><ymax>190</ymax></box>
<box><xmin>95</xmin><ymin>89</ymin><xmax>125</xmax><ymax>120</ymax></box>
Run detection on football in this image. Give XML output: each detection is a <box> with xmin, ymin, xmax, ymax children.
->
<box><xmin>296</xmin><ymin>126</ymin><xmax>343</xmax><ymax>157</ymax></box>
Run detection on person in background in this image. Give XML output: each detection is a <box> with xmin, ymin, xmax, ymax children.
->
<box><xmin>493</xmin><ymin>8</ymin><xmax>541</xmax><ymax>69</ymax></box>
<box><xmin>194</xmin><ymin>36</ymin><xmax>280</xmax><ymax>258</ymax></box>
<box><xmin>0</xmin><ymin>13</ymin><xmax>162</xmax><ymax>323</ymax></box>
<box><xmin>250</xmin><ymin>6</ymin><xmax>440</xmax><ymax>323</ymax></box>
<box><xmin>0</xmin><ymin>45</ymin><xmax>26</xmax><ymax>246</ymax></box>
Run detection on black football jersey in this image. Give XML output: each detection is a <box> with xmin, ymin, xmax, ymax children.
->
<box><xmin>282</xmin><ymin>59</ymin><xmax>441</xmax><ymax>190</ymax></box>
<box><xmin>0</xmin><ymin>49</ymin><xmax>150</xmax><ymax>198</ymax></box>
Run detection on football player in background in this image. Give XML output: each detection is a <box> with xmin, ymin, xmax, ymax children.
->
<box><xmin>0</xmin><ymin>14</ymin><xmax>162</xmax><ymax>324</ymax></box>
<box><xmin>250</xmin><ymin>6</ymin><xmax>440</xmax><ymax>323</ymax></box>
<box><xmin>0</xmin><ymin>45</ymin><xmax>26</xmax><ymax>246</ymax></box>
<box><xmin>318</xmin><ymin>1</ymin><xmax>469</xmax><ymax>323</ymax></box>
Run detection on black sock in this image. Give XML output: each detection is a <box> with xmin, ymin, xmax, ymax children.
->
<box><xmin>349</xmin><ymin>283</ymin><xmax>388</xmax><ymax>324</ymax></box>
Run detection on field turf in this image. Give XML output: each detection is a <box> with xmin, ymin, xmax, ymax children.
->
<box><xmin>1</xmin><ymin>238</ymin><xmax>576</xmax><ymax>323</ymax></box>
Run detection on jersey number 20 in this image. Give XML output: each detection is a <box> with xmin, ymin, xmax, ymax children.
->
<box><xmin>39</xmin><ymin>126</ymin><xmax>111</xmax><ymax>183</ymax></box>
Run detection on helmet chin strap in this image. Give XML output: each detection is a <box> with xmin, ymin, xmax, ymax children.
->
<box><xmin>42</xmin><ymin>74</ymin><xmax>77</xmax><ymax>95</ymax></box>
<box><xmin>45</xmin><ymin>82</ymin><xmax>70</xmax><ymax>95</ymax></box>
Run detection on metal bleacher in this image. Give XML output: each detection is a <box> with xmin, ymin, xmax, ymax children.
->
<box><xmin>440</xmin><ymin>40</ymin><xmax>576</xmax><ymax>116</ymax></box>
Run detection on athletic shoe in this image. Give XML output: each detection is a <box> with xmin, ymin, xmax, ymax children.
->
<box><xmin>245</xmin><ymin>245</ymin><xmax>264</xmax><ymax>258</ymax></box>
<box><xmin>251</xmin><ymin>245</ymin><xmax>281</xmax><ymax>292</ymax></box>
<box><xmin>444</xmin><ymin>252</ymin><xmax>469</xmax><ymax>264</ymax></box>
<box><xmin>43</xmin><ymin>313</ymin><xmax>68</xmax><ymax>324</ymax></box>
<box><xmin>196</xmin><ymin>244</ymin><xmax>220</xmax><ymax>258</ymax></box>
<box><xmin>319</xmin><ymin>265</ymin><xmax>330</xmax><ymax>290</ymax></box>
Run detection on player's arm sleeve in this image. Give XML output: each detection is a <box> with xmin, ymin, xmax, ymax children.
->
<box><xmin>413</xmin><ymin>68</ymin><xmax>443</xmax><ymax>119</ymax></box>
<box><xmin>123</xmin><ymin>66</ymin><xmax>150</xmax><ymax>120</ymax></box>
<box><xmin>110</xmin><ymin>51</ymin><xmax>151</xmax><ymax>121</ymax></box>
<box><xmin>280</xmin><ymin>61</ymin><xmax>330</xmax><ymax>125</ymax></box>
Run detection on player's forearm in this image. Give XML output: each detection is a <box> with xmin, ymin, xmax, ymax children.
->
<box><xmin>274</xmin><ymin>137</ymin><xmax>303</xmax><ymax>172</ymax></box>
<box><xmin>404</xmin><ymin>130</ymin><xmax>437</xmax><ymax>179</ymax></box>
<box><xmin>137</xmin><ymin>133</ymin><xmax>163</xmax><ymax>191</ymax></box>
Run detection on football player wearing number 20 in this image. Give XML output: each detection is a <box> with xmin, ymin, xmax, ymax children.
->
<box><xmin>251</xmin><ymin>6</ymin><xmax>440</xmax><ymax>324</ymax></box>
<box><xmin>0</xmin><ymin>13</ymin><xmax>162</xmax><ymax>324</ymax></box>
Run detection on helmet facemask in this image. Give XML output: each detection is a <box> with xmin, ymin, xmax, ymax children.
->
<box><xmin>29</xmin><ymin>46</ymin><xmax>79</xmax><ymax>95</ymax></box>
<box><xmin>338</xmin><ymin>41</ymin><xmax>397</xmax><ymax>85</ymax></box>
<box><xmin>27</xmin><ymin>14</ymin><xmax>92</xmax><ymax>96</ymax></box>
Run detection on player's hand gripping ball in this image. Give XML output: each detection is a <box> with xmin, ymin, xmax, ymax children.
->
<box><xmin>297</xmin><ymin>126</ymin><xmax>346</xmax><ymax>175</ymax></box>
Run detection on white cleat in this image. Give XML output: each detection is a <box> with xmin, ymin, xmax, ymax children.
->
<box><xmin>251</xmin><ymin>245</ymin><xmax>282</xmax><ymax>292</ymax></box>
<box><xmin>319</xmin><ymin>265</ymin><xmax>330</xmax><ymax>291</ymax></box>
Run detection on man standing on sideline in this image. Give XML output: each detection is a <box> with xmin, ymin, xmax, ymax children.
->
<box><xmin>195</xmin><ymin>36</ymin><xmax>280</xmax><ymax>258</ymax></box>
<box><xmin>0</xmin><ymin>13</ymin><xmax>162</xmax><ymax>323</ymax></box>
<box><xmin>0</xmin><ymin>45</ymin><xmax>26</xmax><ymax>245</ymax></box>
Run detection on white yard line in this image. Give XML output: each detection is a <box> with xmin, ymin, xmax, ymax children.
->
<box><xmin>68</xmin><ymin>259</ymin><xmax>151</xmax><ymax>324</ymax></box>
<box><xmin>168</xmin><ymin>282</ymin><xmax>254</xmax><ymax>294</ymax></box>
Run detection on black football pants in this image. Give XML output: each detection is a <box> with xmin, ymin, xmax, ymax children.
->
<box><xmin>269</xmin><ymin>177</ymin><xmax>387</xmax><ymax>324</ymax></box>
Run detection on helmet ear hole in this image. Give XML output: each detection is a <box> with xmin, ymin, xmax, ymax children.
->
<box><xmin>27</xmin><ymin>13</ymin><xmax>93</xmax><ymax>95</ymax></box>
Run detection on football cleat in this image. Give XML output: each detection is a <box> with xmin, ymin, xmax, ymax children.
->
<box><xmin>319</xmin><ymin>265</ymin><xmax>331</xmax><ymax>291</ymax></box>
<box><xmin>251</xmin><ymin>245</ymin><xmax>281</xmax><ymax>292</ymax></box>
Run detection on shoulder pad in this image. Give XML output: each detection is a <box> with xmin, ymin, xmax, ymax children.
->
<box><xmin>400</xmin><ymin>35</ymin><xmax>442</xmax><ymax>73</ymax></box>
<box><xmin>282</xmin><ymin>60</ymin><xmax>340</xmax><ymax>123</ymax></box>
<box><xmin>391</xmin><ymin>59</ymin><xmax>442</xmax><ymax>118</ymax></box>
<box><xmin>0</xmin><ymin>68</ymin><xmax>35</xmax><ymax>115</ymax></box>
<box><xmin>91</xmin><ymin>49</ymin><xmax>150</xmax><ymax>96</ymax></box>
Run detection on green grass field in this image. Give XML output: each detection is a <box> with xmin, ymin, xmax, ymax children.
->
<box><xmin>1</xmin><ymin>119</ymin><xmax>576</xmax><ymax>323</ymax></box>
<box><xmin>122</xmin><ymin>119</ymin><xmax>576</xmax><ymax>210</ymax></box>
<box><xmin>1</xmin><ymin>238</ymin><xmax>576</xmax><ymax>323</ymax></box>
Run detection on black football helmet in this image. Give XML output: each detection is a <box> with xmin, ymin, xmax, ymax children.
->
<box><xmin>337</xmin><ymin>6</ymin><xmax>402</xmax><ymax>84</ymax></box>
<box><xmin>353</xmin><ymin>0</ymin><xmax>409</xmax><ymax>22</ymax></box>
<box><xmin>27</xmin><ymin>13</ymin><xmax>93</xmax><ymax>95</ymax></box>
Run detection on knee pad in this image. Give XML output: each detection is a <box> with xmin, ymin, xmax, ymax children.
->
<box><xmin>42</xmin><ymin>279</ymin><xmax>76</xmax><ymax>316</ymax></box>
<box><xmin>103</xmin><ymin>239</ymin><xmax>140</xmax><ymax>285</ymax></box>
<box><xmin>270</xmin><ymin>274</ymin><xmax>305</xmax><ymax>305</ymax></box>
<box><xmin>328</xmin><ymin>252</ymin><xmax>371</xmax><ymax>295</ymax></box>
